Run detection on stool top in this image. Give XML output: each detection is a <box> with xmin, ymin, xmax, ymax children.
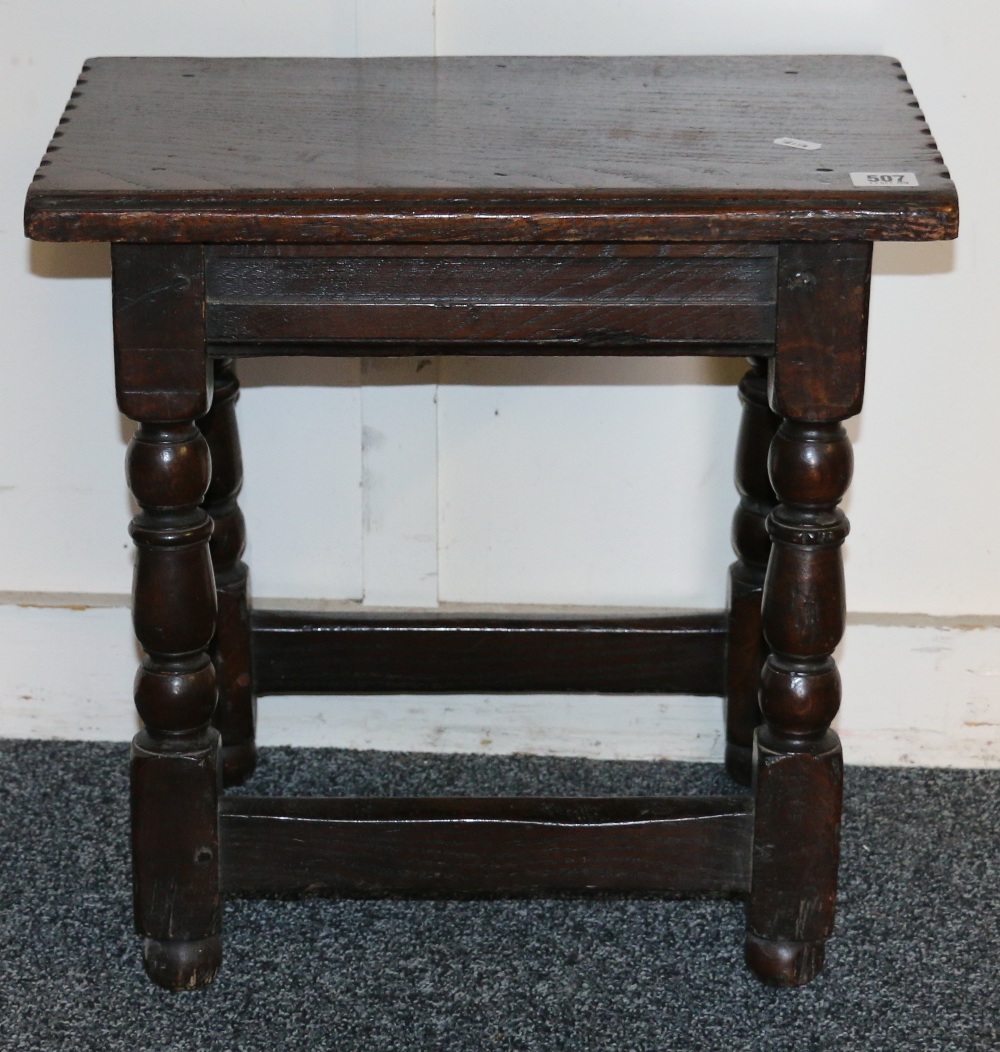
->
<box><xmin>25</xmin><ymin>55</ymin><xmax>957</xmax><ymax>244</ymax></box>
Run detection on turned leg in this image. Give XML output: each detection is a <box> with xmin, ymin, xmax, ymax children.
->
<box><xmin>745</xmin><ymin>419</ymin><xmax>851</xmax><ymax>985</ymax></box>
<box><xmin>128</xmin><ymin>421</ymin><xmax>222</xmax><ymax>990</ymax></box>
<box><xmin>114</xmin><ymin>243</ymin><xmax>221</xmax><ymax>990</ymax></box>
<box><xmin>743</xmin><ymin>240</ymin><xmax>870</xmax><ymax>985</ymax></box>
<box><xmin>725</xmin><ymin>357</ymin><xmax>779</xmax><ymax>785</ymax></box>
<box><xmin>201</xmin><ymin>358</ymin><xmax>256</xmax><ymax>786</ymax></box>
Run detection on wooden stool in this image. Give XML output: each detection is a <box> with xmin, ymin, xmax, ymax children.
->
<box><xmin>25</xmin><ymin>55</ymin><xmax>957</xmax><ymax>991</ymax></box>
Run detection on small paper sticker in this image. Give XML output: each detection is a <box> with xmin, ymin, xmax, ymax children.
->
<box><xmin>774</xmin><ymin>137</ymin><xmax>822</xmax><ymax>150</ymax></box>
<box><xmin>850</xmin><ymin>172</ymin><xmax>919</xmax><ymax>187</ymax></box>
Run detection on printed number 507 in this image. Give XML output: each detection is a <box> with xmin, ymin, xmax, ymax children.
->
<box><xmin>850</xmin><ymin>171</ymin><xmax>919</xmax><ymax>187</ymax></box>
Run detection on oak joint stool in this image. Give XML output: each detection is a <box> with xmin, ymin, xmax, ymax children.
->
<box><xmin>25</xmin><ymin>54</ymin><xmax>957</xmax><ymax>991</ymax></box>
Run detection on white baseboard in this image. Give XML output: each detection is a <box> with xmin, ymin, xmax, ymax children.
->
<box><xmin>0</xmin><ymin>598</ymin><xmax>997</xmax><ymax>768</ymax></box>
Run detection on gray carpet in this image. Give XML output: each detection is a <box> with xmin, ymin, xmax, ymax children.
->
<box><xmin>0</xmin><ymin>739</ymin><xmax>997</xmax><ymax>1051</ymax></box>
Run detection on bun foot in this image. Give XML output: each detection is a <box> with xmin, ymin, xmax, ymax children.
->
<box><xmin>221</xmin><ymin>738</ymin><xmax>258</xmax><ymax>787</ymax></box>
<box><xmin>745</xmin><ymin>932</ymin><xmax>826</xmax><ymax>986</ymax></box>
<box><xmin>142</xmin><ymin>936</ymin><xmax>222</xmax><ymax>991</ymax></box>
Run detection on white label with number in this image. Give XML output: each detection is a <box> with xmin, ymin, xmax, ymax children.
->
<box><xmin>850</xmin><ymin>172</ymin><xmax>919</xmax><ymax>187</ymax></box>
<box><xmin>773</xmin><ymin>137</ymin><xmax>822</xmax><ymax>150</ymax></box>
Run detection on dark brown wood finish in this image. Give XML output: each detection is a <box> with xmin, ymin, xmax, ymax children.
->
<box><xmin>219</xmin><ymin>796</ymin><xmax>752</xmax><ymax>896</ymax></box>
<box><xmin>26</xmin><ymin>56</ymin><xmax>956</xmax><ymax>245</ymax></box>
<box><xmin>112</xmin><ymin>244</ymin><xmax>210</xmax><ymax>422</ymax></box>
<box><xmin>252</xmin><ymin>609</ymin><xmax>727</xmax><ymax>697</ymax></box>
<box><xmin>205</xmin><ymin>245</ymin><xmax>776</xmax><ymax>350</ymax></box>
<box><xmin>116</xmin><ymin>246</ymin><xmax>222</xmax><ymax>990</ymax></box>
<box><xmin>725</xmin><ymin>359</ymin><xmax>780</xmax><ymax>784</ymax></box>
<box><xmin>744</xmin><ymin>241</ymin><xmax>861</xmax><ymax>986</ymax></box>
<box><xmin>25</xmin><ymin>56</ymin><xmax>958</xmax><ymax>991</ymax></box>
<box><xmin>200</xmin><ymin>359</ymin><xmax>256</xmax><ymax>786</ymax></box>
<box><xmin>770</xmin><ymin>242</ymin><xmax>873</xmax><ymax>421</ymax></box>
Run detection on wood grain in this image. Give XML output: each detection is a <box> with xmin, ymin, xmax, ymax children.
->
<box><xmin>25</xmin><ymin>56</ymin><xmax>957</xmax><ymax>244</ymax></box>
<box><xmin>205</xmin><ymin>248</ymin><xmax>775</xmax><ymax>348</ymax></box>
<box><xmin>112</xmin><ymin>245</ymin><xmax>210</xmax><ymax>422</ymax></box>
<box><xmin>219</xmin><ymin>795</ymin><xmax>753</xmax><ymax>895</ymax></box>
<box><xmin>770</xmin><ymin>242</ymin><xmax>873</xmax><ymax>421</ymax></box>
<box><xmin>251</xmin><ymin>608</ymin><xmax>727</xmax><ymax>697</ymax></box>
<box><xmin>23</xmin><ymin>53</ymin><xmax>959</xmax><ymax>990</ymax></box>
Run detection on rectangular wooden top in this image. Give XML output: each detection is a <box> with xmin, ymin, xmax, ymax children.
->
<box><xmin>25</xmin><ymin>55</ymin><xmax>957</xmax><ymax>244</ymax></box>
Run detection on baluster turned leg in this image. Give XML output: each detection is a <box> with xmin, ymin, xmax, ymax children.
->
<box><xmin>128</xmin><ymin>420</ymin><xmax>222</xmax><ymax>990</ymax></box>
<box><xmin>725</xmin><ymin>358</ymin><xmax>779</xmax><ymax>785</ymax></box>
<box><xmin>114</xmin><ymin>243</ymin><xmax>222</xmax><ymax>990</ymax></box>
<box><xmin>201</xmin><ymin>358</ymin><xmax>256</xmax><ymax>786</ymax></box>
<box><xmin>745</xmin><ymin>419</ymin><xmax>852</xmax><ymax>985</ymax></box>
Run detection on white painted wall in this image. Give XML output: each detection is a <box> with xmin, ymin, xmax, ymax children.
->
<box><xmin>2</xmin><ymin>1</ymin><xmax>998</xmax><ymax>766</ymax></box>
